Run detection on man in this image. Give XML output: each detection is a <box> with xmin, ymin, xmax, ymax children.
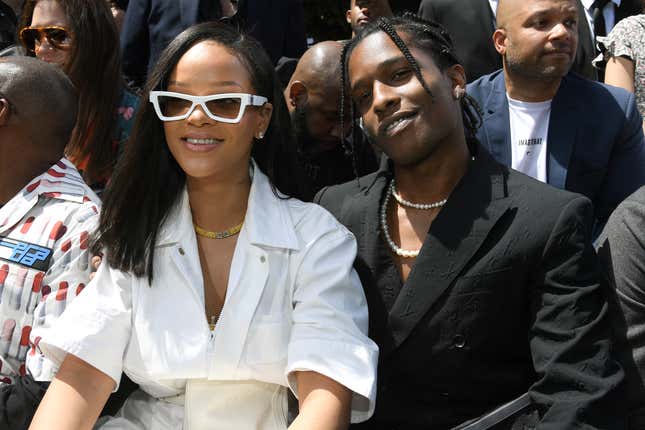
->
<box><xmin>0</xmin><ymin>57</ymin><xmax>101</xmax><ymax>427</ymax></box>
<box><xmin>284</xmin><ymin>41</ymin><xmax>377</xmax><ymax>200</ymax></box>
<box><xmin>468</xmin><ymin>0</ymin><xmax>645</xmax><ymax>230</ymax></box>
<box><xmin>120</xmin><ymin>0</ymin><xmax>224</xmax><ymax>87</ymax></box>
<box><xmin>417</xmin><ymin>0</ymin><xmax>617</xmax><ymax>81</ymax></box>
<box><xmin>122</xmin><ymin>0</ymin><xmax>306</xmax><ymax>88</ymax></box>
<box><xmin>596</xmin><ymin>186</ymin><xmax>645</xmax><ymax>430</ymax></box>
<box><xmin>346</xmin><ymin>0</ymin><xmax>393</xmax><ymax>37</ymax></box>
<box><xmin>315</xmin><ymin>14</ymin><xmax>624</xmax><ymax>429</ymax></box>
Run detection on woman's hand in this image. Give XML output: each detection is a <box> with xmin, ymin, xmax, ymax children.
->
<box><xmin>288</xmin><ymin>371</ymin><xmax>352</xmax><ymax>430</ymax></box>
<box><xmin>29</xmin><ymin>354</ymin><xmax>114</xmax><ymax>430</ymax></box>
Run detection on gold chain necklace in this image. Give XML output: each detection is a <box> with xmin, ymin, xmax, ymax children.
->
<box><xmin>194</xmin><ymin>220</ymin><xmax>244</xmax><ymax>239</ymax></box>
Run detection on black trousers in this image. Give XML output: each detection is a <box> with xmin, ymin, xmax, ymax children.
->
<box><xmin>0</xmin><ymin>375</ymin><xmax>48</xmax><ymax>430</ymax></box>
<box><xmin>0</xmin><ymin>374</ymin><xmax>139</xmax><ymax>430</ymax></box>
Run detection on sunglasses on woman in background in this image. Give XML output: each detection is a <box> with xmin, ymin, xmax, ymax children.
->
<box><xmin>19</xmin><ymin>26</ymin><xmax>72</xmax><ymax>53</ymax></box>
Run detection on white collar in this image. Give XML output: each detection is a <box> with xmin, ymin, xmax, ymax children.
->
<box><xmin>157</xmin><ymin>160</ymin><xmax>300</xmax><ymax>251</ymax></box>
<box><xmin>581</xmin><ymin>0</ymin><xmax>621</xmax><ymax>9</ymax></box>
<box><xmin>0</xmin><ymin>157</ymin><xmax>99</xmax><ymax>233</ymax></box>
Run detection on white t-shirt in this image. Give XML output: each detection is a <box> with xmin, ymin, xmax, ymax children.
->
<box><xmin>507</xmin><ymin>95</ymin><xmax>552</xmax><ymax>182</ymax></box>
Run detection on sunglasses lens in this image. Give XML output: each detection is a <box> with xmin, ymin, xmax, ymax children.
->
<box><xmin>19</xmin><ymin>28</ymin><xmax>39</xmax><ymax>51</ymax></box>
<box><xmin>205</xmin><ymin>97</ymin><xmax>242</xmax><ymax>119</ymax></box>
<box><xmin>158</xmin><ymin>95</ymin><xmax>192</xmax><ymax>118</ymax></box>
<box><xmin>45</xmin><ymin>28</ymin><xmax>70</xmax><ymax>47</ymax></box>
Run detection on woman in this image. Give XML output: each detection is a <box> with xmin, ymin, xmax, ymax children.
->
<box><xmin>28</xmin><ymin>22</ymin><xmax>377</xmax><ymax>429</ymax></box>
<box><xmin>595</xmin><ymin>11</ymin><xmax>645</xmax><ymax>131</ymax></box>
<box><xmin>19</xmin><ymin>0</ymin><xmax>137</xmax><ymax>192</ymax></box>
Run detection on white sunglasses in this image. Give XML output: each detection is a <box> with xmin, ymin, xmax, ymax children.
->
<box><xmin>149</xmin><ymin>91</ymin><xmax>268</xmax><ymax>123</ymax></box>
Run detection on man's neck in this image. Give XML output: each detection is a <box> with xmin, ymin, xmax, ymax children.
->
<box><xmin>0</xmin><ymin>157</ymin><xmax>58</xmax><ymax>206</ymax></box>
<box><xmin>394</xmin><ymin>140</ymin><xmax>471</xmax><ymax>204</ymax></box>
<box><xmin>503</xmin><ymin>69</ymin><xmax>562</xmax><ymax>102</ymax></box>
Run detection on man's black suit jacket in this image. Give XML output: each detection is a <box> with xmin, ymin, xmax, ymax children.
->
<box><xmin>315</xmin><ymin>147</ymin><xmax>625</xmax><ymax>429</ymax></box>
<box><xmin>417</xmin><ymin>0</ymin><xmax>641</xmax><ymax>82</ymax></box>
<box><xmin>120</xmin><ymin>0</ymin><xmax>306</xmax><ymax>87</ymax></box>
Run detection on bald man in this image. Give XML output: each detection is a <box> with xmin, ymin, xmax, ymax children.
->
<box><xmin>0</xmin><ymin>57</ymin><xmax>101</xmax><ymax>428</ymax></box>
<box><xmin>285</xmin><ymin>41</ymin><xmax>377</xmax><ymax>200</ymax></box>
<box><xmin>346</xmin><ymin>0</ymin><xmax>393</xmax><ymax>36</ymax></box>
<box><xmin>468</xmin><ymin>0</ymin><xmax>645</xmax><ymax>233</ymax></box>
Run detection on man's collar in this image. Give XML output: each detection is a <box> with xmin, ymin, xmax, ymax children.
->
<box><xmin>21</xmin><ymin>158</ymin><xmax>99</xmax><ymax>205</ymax></box>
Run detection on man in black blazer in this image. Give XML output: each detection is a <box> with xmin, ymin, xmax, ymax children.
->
<box><xmin>121</xmin><ymin>0</ymin><xmax>306</xmax><ymax>88</ymax></box>
<box><xmin>120</xmin><ymin>0</ymin><xmax>223</xmax><ymax>87</ymax></box>
<box><xmin>315</xmin><ymin>14</ymin><xmax>625</xmax><ymax>429</ymax></box>
<box><xmin>417</xmin><ymin>0</ymin><xmax>623</xmax><ymax>81</ymax></box>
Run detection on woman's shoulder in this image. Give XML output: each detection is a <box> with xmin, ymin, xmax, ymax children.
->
<box><xmin>611</xmin><ymin>14</ymin><xmax>645</xmax><ymax>39</ymax></box>
<box><xmin>282</xmin><ymin>197</ymin><xmax>355</xmax><ymax>244</ymax></box>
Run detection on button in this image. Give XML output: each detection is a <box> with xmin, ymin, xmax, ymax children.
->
<box><xmin>260</xmin><ymin>255</ymin><xmax>266</xmax><ymax>263</ymax></box>
<box><xmin>453</xmin><ymin>334</ymin><xmax>466</xmax><ymax>348</ymax></box>
<box><xmin>178</xmin><ymin>247</ymin><xmax>185</xmax><ymax>256</ymax></box>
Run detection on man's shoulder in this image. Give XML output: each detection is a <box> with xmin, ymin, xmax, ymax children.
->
<box><xmin>314</xmin><ymin>170</ymin><xmax>383</xmax><ymax>218</ymax></box>
<box><xmin>560</xmin><ymin>73</ymin><xmax>634</xmax><ymax>107</ymax></box>
<box><xmin>505</xmin><ymin>166</ymin><xmax>592</xmax><ymax>215</ymax></box>
<box><xmin>467</xmin><ymin>70</ymin><xmax>504</xmax><ymax>98</ymax></box>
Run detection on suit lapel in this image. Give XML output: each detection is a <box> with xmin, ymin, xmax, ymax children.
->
<box><xmin>341</xmin><ymin>172</ymin><xmax>388</xmax><ymax>278</ymax></box>
<box><xmin>387</xmin><ymin>150</ymin><xmax>510</xmax><ymax>351</ymax></box>
<box><xmin>547</xmin><ymin>75</ymin><xmax>578</xmax><ymax>190</ymax></box>
<box><xmin>483</xmin><ymin>73</ymin><xmax>512</xmax><ymax>167</ymax></box>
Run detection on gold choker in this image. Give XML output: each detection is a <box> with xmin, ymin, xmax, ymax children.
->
<box><xmin>194</xmin><ymin>220</ymin><xmax>244</xmax><ymax>239</ymax></box>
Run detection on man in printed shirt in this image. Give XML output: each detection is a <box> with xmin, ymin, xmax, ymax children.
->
<box><xmin>0</xmin><ymin>57</ymin><xmax>100</xmax><ymax>427</ymax></box>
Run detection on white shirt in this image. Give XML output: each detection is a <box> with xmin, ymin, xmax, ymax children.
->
<box><xmin>35</xmin><ymin>162</ymin><xmax>378</xmax><ymax>428</ymax></box>
<box><xmin>0</xmin><ymin>158</ymin><xmax>99</xmax><ymax>384</ymax></box>
<box><xmin>581</xmin><ymin>0</ymin><xmax>621</xmax><ymax>38</ymax></box>
<box><xmin>507</xmin><ymin>95</ymin><xmax>552</xmax><ymax>182</ymax></box>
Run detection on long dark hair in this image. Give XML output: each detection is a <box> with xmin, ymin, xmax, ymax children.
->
<box><xmin>19</xmin><ymin>0</ymin><xmax>122</xmax><ymax>185</ymax></box>
<box><xmin>96</xmin><ymin>21</ymin><xmax>299</xmax><ymax>281</ymax></box>
<box><xmin>340</xmin><ymin>13</ymin><xmax>483</xmax><ymax>154</ymax></box>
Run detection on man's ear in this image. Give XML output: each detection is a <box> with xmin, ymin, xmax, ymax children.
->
<box><xmin>346</xmin><ymin>9</ymin><xmax>352</xmax><ymax>25</ymax></box>
<box><xmin>446</xmin><ymin>64</ymin><xmax>467</xmax><ymax>92</ymax></box>
<box><xmin>492</xmin><ymin>29</ymin><xmax>507</xmax><ymax>56</ymax></box>
<box><xmin>0</xmin><ymin>99</ymin><xmax>11</xmax><ymax>127</ymax></box>
<box><xmin>288</xmin><ymin>81</ymin><xmax>308</xmax><ymax>108</ymax></box>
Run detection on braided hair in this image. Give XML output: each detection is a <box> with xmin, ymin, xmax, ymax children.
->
<box><xmin>340</xmin><ymin>13</ymin><xmax>484</xmax><ymax>157</ymax></box>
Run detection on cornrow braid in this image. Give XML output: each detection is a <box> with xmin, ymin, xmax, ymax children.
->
<box><xmin>340</xmin><ymin>13</ymin><xmax>484</xmax><ymax>157</ymax></box>
<box><xmin>339</xmin><ymin>41</ymin><xmax>360</xmax><ymax>183</ymax></box>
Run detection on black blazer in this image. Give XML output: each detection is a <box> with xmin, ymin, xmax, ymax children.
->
<box><xmin>417</xmin><ymin>0</ymin><xmax>601</xmax><ymax>81</ymax></box>
<box><xmin>315</xmin><ymin>147</ymin><xmax>625</xmax><ymax>429</ymax></box>
<box><xmin>120</xmin><ymin>0</ymin><xmax>215</xmax><ymax>86</ymax></box>
<box><xmin>120</xmin><ymin>0</ymin><xmax>307</xmax><ymax>87</ymax></box>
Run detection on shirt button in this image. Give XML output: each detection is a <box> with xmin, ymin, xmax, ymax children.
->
<box><xmin>260</xmin><ymin>255</ymin><xmax>266</xmax><ymax>263</ymax></box>
<box><xmin>178</xmin><ymin>247</ymin><xmax>185</xmax><ymax>256</ymax></box>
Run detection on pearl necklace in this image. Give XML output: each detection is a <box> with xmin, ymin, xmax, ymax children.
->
<box><xmin>381</xmin><ymin>181</ymin><xmax>448</xmax><ymax>258</ymax></box>
<box><xmin>380</xmin><ymin>182</ymin><xmax>419</xmax><ymax>258</ymax></box>
<box><xmin>391</xmin><ymin>180</ymin><xmax>448</xmax><ymax>209</ymax></box>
